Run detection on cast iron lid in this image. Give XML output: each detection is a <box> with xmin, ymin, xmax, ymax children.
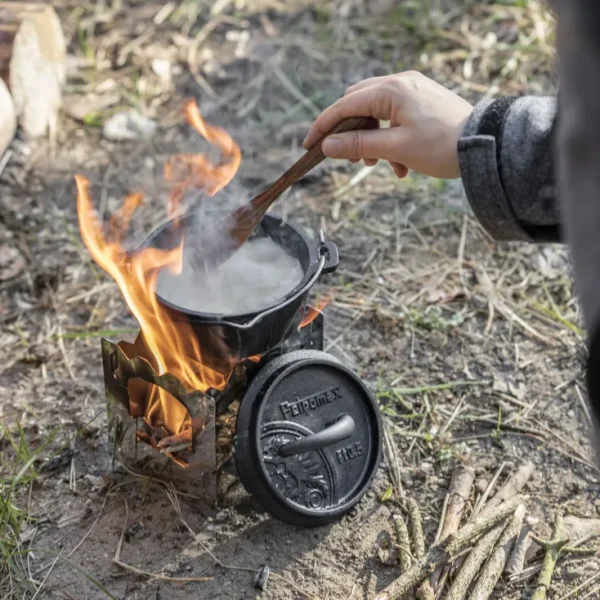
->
<box><xmin>234</xmin><ymin>350</ymin><xmax>382</xmax><ymax>527</ymax></box>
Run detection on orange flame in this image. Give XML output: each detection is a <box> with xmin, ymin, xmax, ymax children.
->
<box><xmin>76</xmin><ymin>100</ymin><xmax>241</xmax><ymax>441</ymax></box>
<box><xmin>300</xmin><ymin>295</ymin><xmax>331</xmax><ymax>328</ymax></box>
<box><xmin>164</xmin><ymin>100</ymin><xmax>241</xmax><ymax>216</ymax></box>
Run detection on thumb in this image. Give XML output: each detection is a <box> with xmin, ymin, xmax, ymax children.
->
<box><xmin>321</xmin><ymin>127</ymin><xmax>409</xmax><ymax>163</ymax></box>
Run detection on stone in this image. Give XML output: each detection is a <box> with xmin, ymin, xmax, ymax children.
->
<box><xmin>103</xmin><ymin>110</ymin><xmax>157</xmax><ymax>142</ymax></box>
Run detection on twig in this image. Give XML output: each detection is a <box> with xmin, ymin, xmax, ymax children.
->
<box><xmin>67</xmin><ymin>493</ymin><xmax>110</xmax><ymax>558</ymax></box>
<box><xmin>31</xmin><ymin>552</ymin><xmax>62</xmax><ymax>600</ymax></box>
<box><xmin>384</xmin><ymin>423</ymin><xmax>404</xmax><ymax>498</ymax></box>
<box><xmin>477</xmin><ymin>461</ymin><xmax>534</xmax><ymax>520</ymax></box>
<box><xmin>57</xmin><ymin>326</ymin><xmax>76</xmax><ymax>381</ymax></box>
<box><xmin>532</xmin><ymin>514</ymin><xmax>566</xmax><ymax>600</ymax></box>
<box><xmin>406</xmin><ymin>498</ymin><xmax>426</xmax><ymax>559</ymax></box>
<box><xmin>575</xmin><ymin>384</ymin><xmax>594</xmax><ymax>428</ymax></box>
<box><xmin>325</xmin><ymin>288</ymin><xmax>380</xmax><ymax>351</ymax></box>
<box><xmin>186</xmin><ymin>16</ymin><xmax>240</xmax><ymax>98</ymax></box>
<box><xmin>375</xmin><ymin>498</ymin><xmax>522</xmax><ymax>600</ymax></box>
<box><xmin>444</xmin><ymin>497</ymin><xmax>524</xmax><ymax>557</ymax></box>
<box><xmin>404</xmin><ymin>497</ymin><xmax>434</xmax><ymax>600</ymax></box>
<box><xmin>468</xmin><ymin>504</ymin><xmax>526</xmax><ymax>600</ymax></box>
<box><xmin>433</xmin><ymin>494</ymin><xmax>449</xmax><ymax>546</ymax></box>
<box><xmin>0</xmin><ymin>149</ymin><xmax>13</xmax><ymax>177</ymax></box>
<box><xmin>333</xmin><ymin>164</ymin><xmax>377</xmax><ymax>198</ymax></box>
<box><xmin>505</xmin><ymin>522</ymin><xmax>533</xmax><ymax>575</ymax></box>
<box><xmin>445</xmin><ymin>523</ymin><xmax>506</xmax><ymax>600</ymax></box>
<box><xmin>471</xmin><ymin>462</ymin><xmax>505</xmax><ymax>520</ymax></box>
<box><xmin>113</xmin><ymin>496</ymin><xmax>211</xmax><ymax>583</ymax></box>
<box><xmin>272</xmin><ymin>66</ymin><xmax>321</xmax><ymax>117</ymax></box>
<box><xmin>368</xmin><ymin>572</ymin><xmax>378</xmax><ymax>600</ymax></box>
<box><xmin>393</xmin><ymin>514</ymin><xmax>413</xmax><ymax>573</ymax></box>
<box><xmin>579</xmin><ymin>583</ymin><xmax>600</xmax><ymax>600</ymax></box>
<box><xmin>164</xmin><ymin>483</ymin><xmax>319</xmax><ymax>599</ymax></box>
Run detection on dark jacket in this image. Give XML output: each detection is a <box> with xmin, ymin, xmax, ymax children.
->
<box><xmin>457</xmin><ymin>0</ymin><xmax>600</xmax><ymax>445</ymax></box>
<box><xmin>458</xmin><ymin>96</ymin><xmax>558</xmax><ymax>243</ymax></box>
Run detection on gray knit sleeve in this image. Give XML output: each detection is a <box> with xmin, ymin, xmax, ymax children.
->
<box><xmin>458</xmin><ymin>96</ymin><xmax>559</xmax><ymax>243</ymax></box>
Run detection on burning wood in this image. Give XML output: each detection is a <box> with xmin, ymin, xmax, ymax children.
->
<box><xmin>76</xmin><ymin>101</ymin><xmax>241</xmax><ymax>449</ymax></box>
<box><xmin>102</xmin><ymin>336</ymin><xmax>217</xmax><ymax>498</ymax></box>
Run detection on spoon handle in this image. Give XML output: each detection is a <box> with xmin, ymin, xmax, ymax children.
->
<box><xmin>248</xmin><ymin>115</ymin><xmax>373</xmax><ymax>217</ymax></box>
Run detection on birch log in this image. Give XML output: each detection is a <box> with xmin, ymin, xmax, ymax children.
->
<box><xmin>0</xmin><ymin>2</ymin><xmax>66</xmax><ymax>139</ymax></box>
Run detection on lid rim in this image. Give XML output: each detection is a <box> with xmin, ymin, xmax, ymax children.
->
<box><xmin>233</xmin><ymin>350</ymin><xmax>383</xmax><ymax>527</ymax></box>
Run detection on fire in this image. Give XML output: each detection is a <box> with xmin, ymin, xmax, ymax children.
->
<box><xmin>300</xmin><ymin>295</ymin><xmax>331</xmax><ymax>328</ymax></box>
<box><xmin>164</xmin><ymin>101</ymin><xmax>241</xmax><ymax>215</ymax></box>
<box><xmin>76</xmin><ymin>100</ymin><xmax>241</xmax><ymax>442</ymax></box>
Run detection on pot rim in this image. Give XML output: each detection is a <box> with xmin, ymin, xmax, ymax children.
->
<box><xmin>140</xmin><ymin>212</ymin><xmax>323</xmax><ymax>327</ymax></box>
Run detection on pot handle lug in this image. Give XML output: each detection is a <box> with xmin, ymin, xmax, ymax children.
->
<box><xmin>320</xmin><ymin>241</ymin><xmax>339</xmax><ymax>274</ymax></box>
<box><xmin>278</xmin><ymin>414</ymin><xmax>355</xmax><ymax>457</ymax></box>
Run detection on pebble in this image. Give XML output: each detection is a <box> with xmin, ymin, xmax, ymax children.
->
<box><xmin>103</xmin><ymin>110</ymin><xmax>157</xmax><ymax>142</ymax></box>
<box><xmin>151</xmin><ymin>58</ymin><xmax>172</xmax><ymax>86</ymax></box>
<box><xmin>475</xmin><ymin>478</ymin><xmax>489</xmax><ymax>494</ymax></box>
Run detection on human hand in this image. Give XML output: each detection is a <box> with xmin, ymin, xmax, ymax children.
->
<box><xmin>303</xmin><ymin>71</ymin><xmax>474</xmax><ymax>179</ymax></box>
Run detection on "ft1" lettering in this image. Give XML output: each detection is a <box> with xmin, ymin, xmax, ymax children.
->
<box><xmin>336</xmin><ymin>441</ymin><xmax>364</xmax><ymax>464</ymax></box>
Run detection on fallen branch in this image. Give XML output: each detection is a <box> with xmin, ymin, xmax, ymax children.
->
<box><xmin>393</xmin><ymin>513</ymin><xmax>413</xmax><ymax>573</ymax></box>
<box><xmin>406</xmin><ymin>498</ymin><xmax>426</xmax><ymax>559</ymax></box>
<box><xmin>532</xmin><ymin>514</ymin><xmax>566</xmax><ymax>600</ymax></box>
<box><xmin>505</xmin><ymin>521</ymin><xmax>533</xmax><ymax>575</ymax></box>
<box><xmin>406</xmin><ymin>498</ymin><xmax>434</xmax><ymax>600</ymax></box>
<box><xmin>438</xmin><ymin>466</ymin><xmax>476</xmax><ymax>542</ymax></box>
<box><xmin>468</xmin><ymin>504</ymin><xmax>526</xmax><ymax>600</ymax></box>
<box><xmin>445</xmin><ymin>523</ymin><xmax>507</xmax><ymax>600</ymax></box>
<box><xmin>431</xmin><ymin>465</ymin><xmax>475</xmax><ymax>592</ymax></box>
<box><xmin>472</xmin><ymin>462</ymin><xmax>505</xmax><ymax>519</ymax></box>
<box><xmin>444</xmin><ymin>498</ymin><xmax>523</xmax><ymax>557</ymax></box>
<box><xmin>478</xmin><ymin>462</ymin><xmax>534</xmax><ymax>520</ymax></box>
<box><xmin>399</xmin><ymin>497</ymin><xmax>434</xmax><ymax>599</ymax></box>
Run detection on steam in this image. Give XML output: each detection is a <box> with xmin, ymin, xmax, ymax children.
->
<box><xmin>157</xmin><ymin>234</ymin><xmax>304</xmax><ymax>316</ymax></box>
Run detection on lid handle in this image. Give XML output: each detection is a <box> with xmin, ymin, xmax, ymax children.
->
<box><xmin>278</xmin><ymin>414</ymin><xmax>355</xmax><ymax>457</ymax></box>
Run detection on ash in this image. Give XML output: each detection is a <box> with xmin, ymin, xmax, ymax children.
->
<box><xmin>158</xmin><ymin>235</ymin><xmax>304</xmax><ymax>315</ymax></box>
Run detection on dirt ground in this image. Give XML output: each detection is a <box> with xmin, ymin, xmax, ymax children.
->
<box><xmin>1</xmin><ymin>1</ymin><xmax>598</xmax><ymax>599</ymax></box>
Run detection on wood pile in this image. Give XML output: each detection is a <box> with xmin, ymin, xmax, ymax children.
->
<box><xmin>0</xmin><ymin>2</ymin><xmax>66</xmax><ymax>154</ymax></box>
<box><xmin>371</xmin><ymin>462</ymin><xmax>599</xmax><ymax>600</ymax></box>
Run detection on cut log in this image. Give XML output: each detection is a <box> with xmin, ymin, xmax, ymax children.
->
<box><xmin>0</xmin><ymin>2</ymin><xmax>66</xmax><ymax>139</ymax></box>
<box><xmin>0</xmin><ymin>77</ymin><xmax>15</xmax><ymax>156</ymax></box>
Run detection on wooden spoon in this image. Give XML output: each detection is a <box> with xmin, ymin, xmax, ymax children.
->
<box><xmin>189</xmin><ymin>115</ymin><xmax>374</xmax><ymax>271</ymax></box>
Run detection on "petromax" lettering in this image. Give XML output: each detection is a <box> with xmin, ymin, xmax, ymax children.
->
<box><xmin>279</xmin><ymin>385</ymin><xmax>341</xmax><ymax>419</ymax></box>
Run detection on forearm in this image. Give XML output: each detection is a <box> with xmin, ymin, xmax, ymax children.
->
<box><xmin>458</xmin><ymin>96</ymin><xmax>559</xmax><ymax>243</ymax></box>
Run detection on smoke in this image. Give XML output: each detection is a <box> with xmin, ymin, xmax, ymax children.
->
<box><xmin>108</xmin><ymin>105</ymin><xmax>305</xmax><ymax>317</ymax></box>
<box><xmin>157</xmin><ymin>234</ymin><xmax>304</xmax><ymax>316</ymax></box>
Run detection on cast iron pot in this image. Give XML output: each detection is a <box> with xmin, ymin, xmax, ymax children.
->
<box><xmin>141</xmin><ymin>213</ymin><xmax>338</xmax><ymax>373</ymax></box>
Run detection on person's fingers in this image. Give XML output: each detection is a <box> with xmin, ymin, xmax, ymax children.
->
<box><xmin>344</xmin><ymin>75</ymin><xmax>389</xmax><ymax>96</ymax></box>
<box><xmin>303</xmin><ymin>84</ymin><xmax>402</xmax><ymax>149</ymax></box>
<box><xmin>364</xmin><ymin>158</ymin><xmax>378</xmax><ymax>166</ymax></box>
<box><xmin>321</xmin><ymin>127</ymin><xmax>410</xmax><ymax>163</ymax></box>
<box><xmin>390</xmin><ymin>162</ymin><xmax>409</xmax><ymax>178</ymax></box>
<box><xmin>344</xmin><ymin>72</ymin><xmax>418</xmax><ymax>96</ymax></box>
